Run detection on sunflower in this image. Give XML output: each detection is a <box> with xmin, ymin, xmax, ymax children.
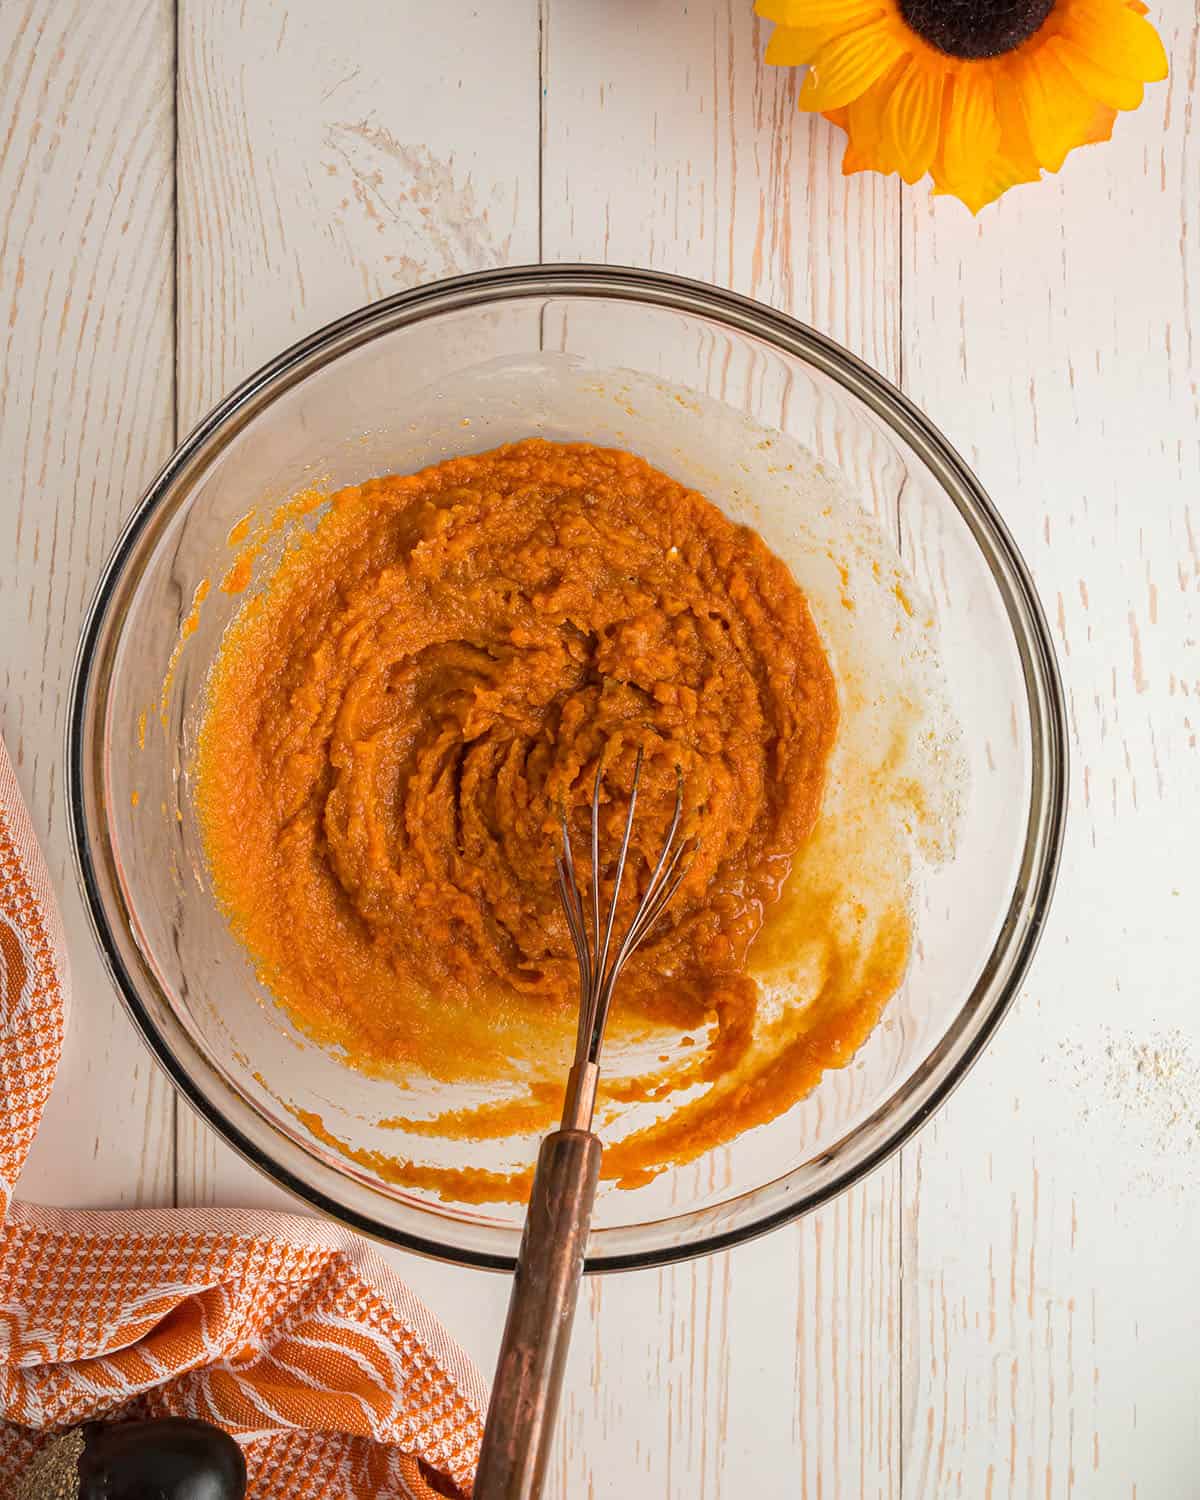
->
<box><xmin>757</xmin><ymin>0</ymin><xmax>1169</xmax><ymax>210</ymax></box>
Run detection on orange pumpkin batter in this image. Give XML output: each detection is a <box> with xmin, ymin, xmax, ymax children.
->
<box><xmin>199</xmin><ymin>439</ymin><xmax>906</xmax><ymax>1200</ymax></box>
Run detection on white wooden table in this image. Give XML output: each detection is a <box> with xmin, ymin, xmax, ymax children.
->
<box><xmin>3</xmin><ymin>2</ymin><xmax>1198</xmax><ymax>1494</ymax></box>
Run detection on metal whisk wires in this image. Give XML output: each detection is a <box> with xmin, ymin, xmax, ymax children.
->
<box><xmin>475</xmin><ymin>747</ymin><xmax>695</xmax><ymax>1499</ymax></box>
<box><xmin>554</xmin><ymin>749</ymin><xmax>691</xmax><ymax>1130</ymax></box>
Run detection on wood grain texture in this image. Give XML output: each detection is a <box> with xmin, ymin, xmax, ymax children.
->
<box><xmin>898</xmin><ymin>2</ymin><xmax>1199</xmax><ymax>1491</ymax></box>
<box><xmin>542</xmin><ymin>3</ymin><xmax>901</xmax><ymax>1495</ymax></box>
<box><xmin>10</xmin><ymin>0</ymin><xmax>1199</xmax><ymax>1494</ymax></box>
<box><xmin>176</xmin><ymin>0</ymin><xmax>538</xmax><ymax>428</ymax></box>
<box><xmin>0</xmin><ymin>0</ymin><xmax>176</xmax><ymax>1207</ymax></box>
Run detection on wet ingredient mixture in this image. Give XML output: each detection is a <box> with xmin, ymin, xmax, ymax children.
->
<box><xmin>199</xmin><ymin>439</ymin><xmax>909</xmax><ymax>1200</ymax></box>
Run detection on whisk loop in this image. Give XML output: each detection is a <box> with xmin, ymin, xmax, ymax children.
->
<box><xmin>553</xmin><ymin>748</ymin><xmax>693</xmax><ymax>1128</ymax></box>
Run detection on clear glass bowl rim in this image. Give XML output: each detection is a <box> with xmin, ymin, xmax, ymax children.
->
<box><xmin>67</xmin><ymin>263</ymin><xmax>1068</xmax><ymax>1272</ymax></box>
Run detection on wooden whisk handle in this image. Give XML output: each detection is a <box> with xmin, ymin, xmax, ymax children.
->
<box><xmin>474</xmin><ymin>1129</ymin><xmax>602</xmax><ymax>1500</ymax></box>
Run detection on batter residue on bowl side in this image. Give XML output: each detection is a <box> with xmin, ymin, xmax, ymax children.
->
<box><xmin>198</xmin><ymin>439</ymin><xmax>910</xmax><ymax>1201</ymax></box>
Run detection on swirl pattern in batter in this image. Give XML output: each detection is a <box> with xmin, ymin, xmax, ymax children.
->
<box><xmin>199</xmin><ymin>440</ymin><xmax>906</xmax><ymax>1199</ymax></box>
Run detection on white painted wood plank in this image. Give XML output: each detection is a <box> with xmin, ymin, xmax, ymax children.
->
<box><xmin>898</xmin><ymin>4</ymin><xmax>1199</xmax><ymax>1493</ymax></box>
<box><xmin>174</xmin><ymin>0</ymin><xmax>540</xmax><ymax>1218</ymax></box>
<box><xmin>176</xmin><ymin>0</ymin><xmax>539</xmax><ymax>431</ymax></box>
<box><xmin>0</xmin><ymin>0</ymin><xmax>176</xmax><ymax>1207</ymax></box>
<box><xmin>543</xmin><ymin>4</ymin><xmax>901</xmax><ymax>1495</ymax></box>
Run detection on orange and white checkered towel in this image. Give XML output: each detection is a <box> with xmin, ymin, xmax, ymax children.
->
<box><xmin>0</xmin><ymin>735</ymin><xmax>485</xmax><ymax>1498</ymax></box>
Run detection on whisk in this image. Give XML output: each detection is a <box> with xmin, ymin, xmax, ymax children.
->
<box><xmin>474</xmin><ymin>748</ymin><xmax>692</xmax><ymax>1500</ymax></box>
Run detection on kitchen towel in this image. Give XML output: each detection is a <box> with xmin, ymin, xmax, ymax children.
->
<box><xmin>0</xmin><ymin>735</ymin><xmax>484</xmax><ymax>1499</ymax></box>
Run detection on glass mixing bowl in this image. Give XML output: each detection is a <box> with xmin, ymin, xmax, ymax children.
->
<box><xmin>67</xmin><ymin>266</ymin><xmax>1066</xmax><ymax>1271</ymax></box>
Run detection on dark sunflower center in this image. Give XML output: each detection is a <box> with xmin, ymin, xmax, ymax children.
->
<box><xmin>897</xmin><ymin>0</ymin><xmax>1056</xmax><ymax>58</ymax></box>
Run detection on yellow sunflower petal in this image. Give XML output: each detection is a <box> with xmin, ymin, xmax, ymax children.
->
<box><xmin>1057</xmin><ymin>0</ymin><xmax>1168</xmax><ymax>83</ymax></box>
<box><xmin>880</xmin><ymin>56</ymin><xmax>946</xmax><ymax>183</ymax></box>
<box><xmin>756</xmin><ymin>0</ymin><xmax>884</xmax><ymax>26</ymax></box>
<box><xmin>932</xmin><ymin>151</ymin><xmax>1038</xmax><ymax>212</ymax></box>
<box><xmin>1011</xmin><ymin>47</ymin><xmax>1100</xmax><ymax>173</ymax></box>
<box><xmin>798</xmin><ymin>16</ymin><xmax>905</xmax><ymax>111</ymax></box>
<box><xmin>840</xmin><ymin>140</ymin><xmax>879</xmax><ymax>176</ymax></box>
<box><xmin>1053</xmin><ymin>35</ymin><xmax>1143</xmax><ymax>110</ymax></box>
<box><xmin>935</xmin><ymin>68</ymin><xmax>1003</xmax><ymax>212</ymax></box>
<box><xmin>827</xmin><ymin>75</ymin><xmax>900</xmax><ymax>177</ymax></box>
<box><xmin>845</xmin><ymin>77</ymin><xmax>892</xmax><ymax>156</ymax></box>
<box><xmin>1078</xmin><ymin>101</ymin><xmax>1117</xmax><ymax>147</ymax></box>
<box><xmin>765</xmin><ymin>23</ymin><xmax>830</xmax><ymax>66</ymax></box>
<box><xmin>993</xmin><ymin>67</ymin><xmax>1042</xmax><ymax>178</ymax></box>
